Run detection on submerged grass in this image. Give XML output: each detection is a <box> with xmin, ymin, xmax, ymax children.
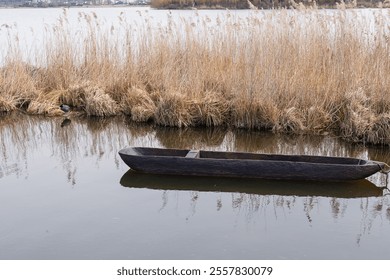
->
<box><xmin>1</xmin><ymin>8</ymin><xmax>390</xmax><ymax>144</ymax></box>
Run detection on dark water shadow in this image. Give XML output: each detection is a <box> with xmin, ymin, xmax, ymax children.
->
<box><xmin>120</xmin><ymin>170</ymin><xmax>385</xmax><ymax>199</ymax></box>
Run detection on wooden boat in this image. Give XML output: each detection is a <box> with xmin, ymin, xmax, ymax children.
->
<box><xmin>118</xmin><ymin>147</ymin><xmax>389</xmax><ymax>181</ymax></box>
<box><xmin>120</xmin><ymin>171</ymin><xmax>386</xmax><ymax>198</ymax></box>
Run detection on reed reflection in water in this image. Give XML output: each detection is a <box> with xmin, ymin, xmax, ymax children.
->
<box><xmin>120</xmin><ymin>171</ymin><xmax>389</xmax><ymax>246</ymax></box>
<box><xmin>1</xmin><ymin>113</ymin><xmax>390</xmax><ymax>259</ymax></box>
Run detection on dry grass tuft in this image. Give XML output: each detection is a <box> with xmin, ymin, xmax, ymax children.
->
<box><xmin>230</xmin><ymin>98</ymin><xmax>277</xmax><ymax>130</ymax></box>
<box><xmin>57</xmin><ymin>83</ymin><xmax>119</xmax><ymax>116</ymax></box>
<box><xmin>275</xmin><ymin>107</ymin><xmax>306</xmax><ymax>133</ymax></box>
<box><xmin>0</xmin><ymin>62</ymin><xmax>39</xmax><ymax>107</ymax></box>
<box><xmin>26</xmin><ymin>90</ymin><xmax>63</xmax><ymax>116</ymax></box>
<box><xmin>60</xmin><ymin>84</ymin><xmax>88</xmax><ymax>108</ymax></box>
<box><xmin>0</xmin><ymin>95</ymin><xmax>17</xmax><ymax>112</ymax></box>
<box><xmin>121</xmin><ymin>87</ymin><xmax>156</xmax><ymax>122</ymax></box>
<box><xmin>304</xmin><ymin>106</ymin><xmax>333</xmax><ymax>134</ymax></box>
<box><xmin>339</xmin><ymin>88</ymin><xmax>390</xmax><ymax>144</ymax></box>
<box><xmin>191</xmin><ymin>91</ymin><xmax>229</xmax><ymax>126</ymax></box>
<box><xmin>339</xmin><ymin>88</ymin><xmax>372</xmax><ymax>141</ymax></box>
<box><xmin>26</xmin><ymin>100</ymin><xmax>63</xmax><ymax>116</ymax></box>
<box><xmin>154</xmin><ymin>91</ymin><xmax>194</xmax><ymax>127</ymax></box>
<box><xmin>83</xmin><ymin>86</ymin><xmax>119</xmax><ymax>117</ymax></box>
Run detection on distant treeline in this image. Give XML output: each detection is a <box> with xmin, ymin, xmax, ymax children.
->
<box><xmin>150</xmin><ymin>0</ymin><xmax>387</xmax><ymax>9</ymax></box>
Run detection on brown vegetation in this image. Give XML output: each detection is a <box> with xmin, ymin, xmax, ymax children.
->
<box><xmin>150</xmin><ymin>0</ymin><xmax>390</xmax><ymax>9</ymax></box>
<box><xmin>1</xmin><ymin>8</ymin><xmax>390</xmax><ymax>144</ymax></box>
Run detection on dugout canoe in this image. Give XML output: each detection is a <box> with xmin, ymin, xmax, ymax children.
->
<box><xmin>118</xmin><ymin>147</ymin><xmax>389</xmax><ymax>181</ymax></box>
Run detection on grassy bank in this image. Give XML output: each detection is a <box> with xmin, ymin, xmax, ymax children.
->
<box><xmin>1</xmin><ymin>8</ymin><xmax>390</xmax><ymax>145</ymax></box>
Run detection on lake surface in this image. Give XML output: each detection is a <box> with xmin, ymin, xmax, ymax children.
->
<box><xmin>1</xmin><ymin>113</ymin><xmax>390</xmax><ymax>260</ymax></box>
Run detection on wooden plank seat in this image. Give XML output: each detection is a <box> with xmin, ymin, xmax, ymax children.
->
<box><xmin>185</xmin><ymin>150</ymin><xmax>200</xmax><ymax>158</ymax></box>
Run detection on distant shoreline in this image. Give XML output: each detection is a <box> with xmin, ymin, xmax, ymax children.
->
<box><xmin>149</xmin><ymin>0</ymin><xmax>388</xmax><ymax>10</ymax></box>
<box><xmin>0</xmin><ymin>4</ymin><xmax>150</xmax><ymax>9</ymax></box>
<box><xmin>1</xmin><ymin>2</ymin><xmax>388</xmax><ymax>10</ymax></box>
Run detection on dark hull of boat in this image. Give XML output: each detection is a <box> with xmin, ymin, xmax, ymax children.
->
<box><xmin>118</xmin><ymin>147</ymin><xmax>386</xmax><ymax>181</ymax></box>
<box><xmin>120</xmin><ymin>171</ymin><xmax>385</xmax><ymax>198</ymax></box>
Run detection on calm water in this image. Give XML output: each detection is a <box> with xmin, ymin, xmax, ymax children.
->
<box><xmin>0</xmin><ymin>113</ymin><xmax>390</xmax><ymax>260</ymax></box>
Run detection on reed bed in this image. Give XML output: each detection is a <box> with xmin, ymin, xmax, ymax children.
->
<box><xmin>150</xmin><ymin>0</ymin><xmax>390</xmax><ymax>9</ymax></box>
<box><xmin>1</xmin><ymin>8</ymin><xmax>390</xmax><ymax>144</ymax></box>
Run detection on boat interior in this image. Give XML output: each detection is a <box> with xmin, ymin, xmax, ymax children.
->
<box><xmin>129</xmin><ymin>147</ymin><xmax>367</xmax><ymax>165</ymax></box>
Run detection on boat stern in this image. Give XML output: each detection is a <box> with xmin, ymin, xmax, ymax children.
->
<box><xmin>370</xmin><ymin>160</ymin><xmax>390</xmax><ymax>174</ymax></box>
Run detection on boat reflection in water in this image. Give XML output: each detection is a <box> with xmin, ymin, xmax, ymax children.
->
<box><xmin>120</xmin><ymin>170</ymin><xmax>386</xmax><ymax>199</ymax></box>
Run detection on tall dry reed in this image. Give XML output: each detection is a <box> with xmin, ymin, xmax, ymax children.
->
<box><xmin>1</xmin><ymin>8</ymin><xmax>390</xmax><ymax>144</ymax></box>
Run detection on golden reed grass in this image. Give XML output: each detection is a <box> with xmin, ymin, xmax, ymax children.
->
<box><xmin>1</xmin><ymin>8</ymin><xmax>390</xmax><ymax>144</ymax></box>
<box><xmin>150</xmin><ymin>0</ymin><xmax>390</xmax><ymax>9</ymax></box>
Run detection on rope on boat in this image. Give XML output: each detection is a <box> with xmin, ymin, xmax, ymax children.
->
<box><xmin>377</xmin><ymin>162</ymin><xmax>390</xmax><ymax>174</ymax></box>
<box><xmin>375</xmin><ymin>162</ymin><xmax>390</xmax><ymax>190</ymax></box>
